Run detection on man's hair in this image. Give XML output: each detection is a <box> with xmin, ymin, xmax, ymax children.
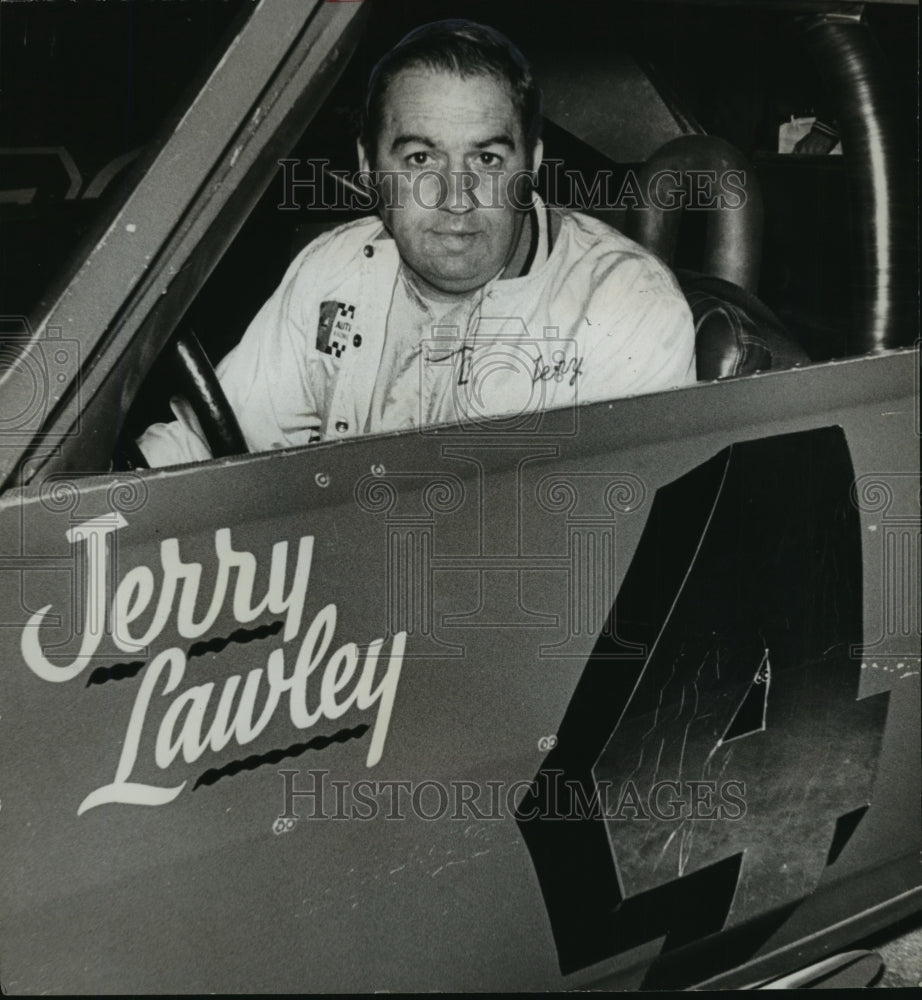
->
<box><xmin>361</xmin><ymin>19</ymin><xmax>543</xmax><ymax>166</ymax></box>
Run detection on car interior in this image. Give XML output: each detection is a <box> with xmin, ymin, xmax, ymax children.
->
<box><xmin>119</xmin><ymin>0</ymin><xmax>916</xmax><ymax>466</ymax></box>
<box><xmin>1</xmin><ymin>0</ymin><xmax>916</xmax><ymax>472</ymax></box>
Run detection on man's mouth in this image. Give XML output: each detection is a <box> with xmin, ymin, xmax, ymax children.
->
<box><xmin>432</xmin><ymin>229</ymin><xmax>481</xmax><ymax>249</ymax></box>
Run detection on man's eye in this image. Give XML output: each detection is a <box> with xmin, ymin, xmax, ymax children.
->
<box><xmin>407</xmin><ymin>151</ymin><xmax>432</xmax><ymax>167</ymax></box>
<box><xmin>476</xmin><ymin>152</ymin><xmax>504</xmax><ymax>168</ymax></box>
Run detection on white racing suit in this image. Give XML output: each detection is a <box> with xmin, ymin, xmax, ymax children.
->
<box><xmin>138</xmin><ymin>198</ymin><xmax>695</xmax><ymax>466</ymax></box>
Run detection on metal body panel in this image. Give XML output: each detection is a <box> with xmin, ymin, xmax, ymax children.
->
<box><xmin>0</xmin><ymin>352</ymin><xmax>918</xmax><ymax>991</ymax></box>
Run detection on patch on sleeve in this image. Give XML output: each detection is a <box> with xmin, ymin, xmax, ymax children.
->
<box><xmin>316</xmin><ymin>301</ymin><xmax>357</xmax><ymax>359</ymax></box>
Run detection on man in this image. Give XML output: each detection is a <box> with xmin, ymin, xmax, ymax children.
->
<box><xmin>139</xmin><ymin>19</ymin><xmax>694</xmax><ymax>467</ymax></box>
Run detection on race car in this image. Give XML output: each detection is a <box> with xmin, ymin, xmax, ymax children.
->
<box><xmin>0</xmin><ymin>0</ymin><xmax>918</xmax><ymax>991</ymax></box>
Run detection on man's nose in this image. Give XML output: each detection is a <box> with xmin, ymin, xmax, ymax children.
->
<box><xmin>441</xmin><ymin>167</ymin><xmax>480</xmax><ymax>213</ymax></box>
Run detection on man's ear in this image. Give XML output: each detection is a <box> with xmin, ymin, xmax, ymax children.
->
<box><xmin>357</xmin><ymin>138</ymin><xmax>372</xmax><ymax>175</ymax></box>
<box><xmin>530</xmin><ymin>138</ymin><xmax>544</xmax><ymax>176</ymax></box>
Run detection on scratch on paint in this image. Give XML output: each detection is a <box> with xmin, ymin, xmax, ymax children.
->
<box><xmin>389</xmin><ymin>864</ymin><xmax>406</xmax><ymax>875</ymax></box>
<box><xmin>703</xmin><ymin>739</ymin><xmax>720</xmax><ymax>775</ymax></box>
<box><xmin>653</xmin><ymin>736</ymin><xmax>665</xmax><ymax>784</ymax></box>
<box><xmin>713</xmin><ymin>648</ymin><xmax>772</xmax><ymax>754</ymax></box>
<box><xmin>678</xmin><ymin>720</ymin><xmax>692</xmax><ymax>779</ymax></box>
<box><xmin>678</xmin><ymin>824</ymin><xmax>694</xmax><ymax>877</ymax></box>
<box><xmin>641</xmin><ymin>659</ymin><xmax>677</xmax><ymax>742</ymax></box>
<box><xmin>758</xmin><ymin>649</ymin><xmax>771</xmax><ymax>730</ymax></box>
<box><xmin>656</xmin><ymin>826</ymin><xmax>681</xmax><ymax>872</ymax></box>
<box><xmin>715</xmin><ymin>747</ymin><xmax>733</xmax><ymax>784</ymax></box>
<box><xmin>626</xmin><ymin>745</ymin><xmax>645</xmax><ymax>782</ymax></box>
<box><xmin>690</xmin><ymin>649</ymin><xmax>708</xmax><ymax>721</ymax></box>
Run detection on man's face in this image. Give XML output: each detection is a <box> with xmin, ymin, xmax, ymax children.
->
<box><xmin>359</xmin><ymin>67</ymin><xmax>542</xmax><ymax>296</ymax></box>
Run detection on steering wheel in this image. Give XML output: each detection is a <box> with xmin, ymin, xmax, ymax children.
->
<box><xmin>116</xmin><ymin>329</ymin><xmax>246</xmax><ymax>470</ymax></box>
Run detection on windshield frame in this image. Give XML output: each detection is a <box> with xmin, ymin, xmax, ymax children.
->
<box><xmin>0</xmin><ymin>0</ymin><xmax>368</xmax><ymax>491</ymax></box>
